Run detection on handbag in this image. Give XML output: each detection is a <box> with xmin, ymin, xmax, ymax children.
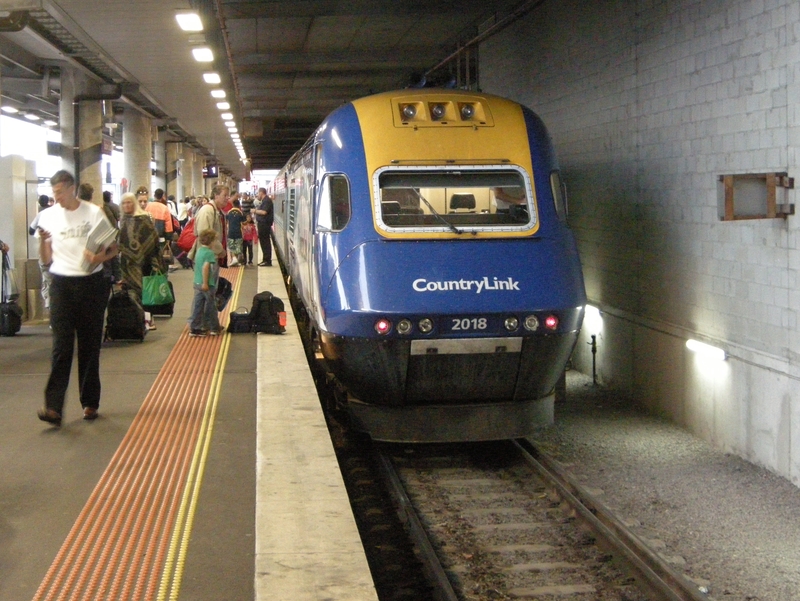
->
<box><xmin>227</xmin><ymin>307</ymin><xmax>253</xmax><ymax>333</ymax></box>
<box><xmin>176</xmin><ymin>218</ymin><xmax>196</xmax><ymax>253</ymax></box>
<box><xmin>142</xmin><ymin>271</ymin><xmax>174</xmax><ymax>306</ymax></box>
<box><xmin>215</xmin><ymin>276</ymin><xmax>232</xmax><ymax>311</ymax></box>
<box><xmin>162</xmin><ymin>243</ymin><xmax>175</xmax><ymax>266</ymax></box>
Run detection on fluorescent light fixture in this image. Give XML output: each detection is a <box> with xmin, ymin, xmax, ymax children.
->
<box><xmin>224</xmin><ymin>120</ymin><xmax>235</xmax><ymax>127</ymax></box>
<box><xmin>211</xmin><ymin>89</ymin><xmax>226</xmax><ymax>98</ymax></box>
<box><xmin>192</xmin><ymin>47</ymin><xmax>214</xmax><ymax>62</ymax></box>
<box><xmin>216</xmin><ymin>102</ymin><xmax>230</xmax><ymax>110</ymax></box>
<box><xmin>43</xmin><ymin>119</ymin><xmax>58</xmax><ymax>126</ymax></box>
<box><xmin>230</xmin><ymin>133</ymin><xmax>240</xmax><ymax>139</ymax></box>
<box><xmin>176</xmin><ymin>12</ymin><xmax>203</xmax><ymax>31</ymax></box>
<box><xmin>686</xmin><ymin>339</ymin><xmax>726</xmax><ymax>361</ymax></box>
<box><xmin>203</xmin><ymin>72</ymin><xmax>221</xmax><ymax>84</ymax></box>
<box><xmin>1</xmin><ymin>106</ymin><xmax>19</xmax><ymax>114</ymax></box>
<box><xmin>24</xmin><ymin>113</ymin><xmax>40</xmax><ymax>121</ymax></box>
<box><xmin>227</xmin><ymin>127</ymin><xmax>238</xmax><ymax>133</ymax></box>
<box><xmin>220</xmin><ymin>112</ymin><xmax>233</xmax><ymax>120</ymax></box>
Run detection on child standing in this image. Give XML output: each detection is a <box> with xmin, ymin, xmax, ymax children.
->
<box><xmin>241</xmin><ymin>213</ymin><xmax>257</xmax><ymax>266</ymax></box>
<box><xmin>225</xmin><ymin>198</ymin><xmax>245</xmax><ymax>266</ymax></box>
<box><xmin>189</xmin><ymin>229</ymin><xmax>223</xmax><ymax>337</ymax></box>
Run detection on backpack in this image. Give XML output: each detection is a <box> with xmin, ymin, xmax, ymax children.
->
<box><xmin>176</xmin><ymin>218</ymin><xmax>196</xmax><ymax>252</ymax></box>
<box><xmin>249</xmin><ymin>291</ymin><xmax>286</xmax><ymax>334</ymax></box>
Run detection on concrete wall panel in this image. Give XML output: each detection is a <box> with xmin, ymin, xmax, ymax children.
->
<box><xmin>481</xmin><ymin>0</ymin><xmax>800</xmax><ymax>485</ymax></box>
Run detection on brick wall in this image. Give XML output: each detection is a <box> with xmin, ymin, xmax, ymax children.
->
<box><xmin>480</xmin><ymin>0</ymin><xmax>800</xmax><ymax>484</ymax></box>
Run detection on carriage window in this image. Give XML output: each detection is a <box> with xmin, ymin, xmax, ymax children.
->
<box><xmin>377</xmin><ymin>169</ymin><xmax>534</xmax><ymax>230</ymax></box>
<box><xmin>550</xmin><ymin>170</ymin><xmax>567</xmax><ymax>221</ymax></box>
<box><xmin>318</xmin><ymin>174</ymin><xmax>351</xmax><ymax>231</ymax></box>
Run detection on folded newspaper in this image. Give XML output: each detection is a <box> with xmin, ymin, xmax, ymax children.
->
<box><xmin>81</xmin><ymin>217</ymin><xmax>118</xmax><ymax>272</ymax></box>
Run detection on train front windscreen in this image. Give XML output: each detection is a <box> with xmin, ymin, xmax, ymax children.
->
<box><xmin>375</xmin><ymin>168</ymin><xmax>535</xmax><ymax>232</ymax></box>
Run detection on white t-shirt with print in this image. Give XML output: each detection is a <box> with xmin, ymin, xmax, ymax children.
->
<box><xmin>37</xmin><ymin>201</ymin><xmax>108</xmax><ymax>276</ymax></box>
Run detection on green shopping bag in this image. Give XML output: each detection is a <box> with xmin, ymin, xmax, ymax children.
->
<box><xmin>142</xmin><ymin>272</ymin><xmax>174</xmax><ymax>306</ymax></box>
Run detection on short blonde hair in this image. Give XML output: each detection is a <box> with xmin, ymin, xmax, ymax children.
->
<box><xmin>199</xmin><ymin>229</ymin><xmax>217</xmax><ymax>246</ymax></box>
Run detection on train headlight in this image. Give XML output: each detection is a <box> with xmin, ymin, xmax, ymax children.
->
<box><xmin>401</xmin><ymin>104</ymin><xmax>417</xmax><ymax>120</ymax></box>
<box><xmin>430</xmin><ymin>104</ymin><xmax>446</xmax><ymax>120</ymax></box>
<box><xmin>523</xmin><ymin>315</ymin><xmax>539</xmax><ymax>331</ymax></box>
<box><xmin>460</xmin><ymin>103</ymin><xmax>475</xmax><ymax>120</ymax></box>
<box><xmin>504</xmin><ymin>317</ymin><xmax>519</xmax><ymax>331</ymax></box>
<box><xmin>375</xmin><ymin>318</ymin><xmax>392</xmax><ymax>335</ymax></box>
<box><xmin>397</xmin><ymin>319</ymin><xmax>412</xmax><ymax>335</ymax></box>
<box><xmin>418</xmin><ymin>318</ymin><xmax>433</xmax><ymax>333</ymax></box>
<box><xmin>544</xmin><ymin>315</ymin><xmax>559</xmax><ymax>330</ymax></box>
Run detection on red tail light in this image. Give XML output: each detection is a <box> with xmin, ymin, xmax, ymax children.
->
<box><xmin>374</xmin><ymin>318</ymin><xmax>392</xmax><ymax>335</ymax></box>
<box><xmin>544</xmin><ymin>315</ymin><xmax>559</xmax><ymax>330</ymax></box>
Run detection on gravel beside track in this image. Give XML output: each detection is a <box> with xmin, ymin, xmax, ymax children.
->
<box><xmin>531</xmin><ymin>371</ymin><xmax>800</xmax><ymax>601</ymax></box>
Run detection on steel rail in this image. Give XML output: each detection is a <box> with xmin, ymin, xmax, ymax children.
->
<box><xmin>513</xmin><ymin>439</ymin><xmax>709</xmax><ymax>601</ymax></box>
<box><xmin>375</xmin><ymin>450</ymin><xmax>459</xmax><ymax>601</ymax></box>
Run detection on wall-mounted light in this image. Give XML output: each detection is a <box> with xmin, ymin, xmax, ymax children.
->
<box><xmin>203</xmin><ymin>72</ymin><xmax>221</xmax><ymax>84</ymax></box>
<box><xmin>192</xmin><ymin>47</ymin><xmax>214</xmax><ymax>62</ymax></box>
<box><xmin>175</xmin><ymin>12</ymin><xmax>203</xmax><ymax>31</ymax></box>
<box><xmin>686</xmin><ymin>339</ymin><xmax>726</xmax><ymax>361</ymax></box>
<box><xmin>584</xmin><ymin>304</ymin><xmax>603</xmax><ymax>335</ymax></box>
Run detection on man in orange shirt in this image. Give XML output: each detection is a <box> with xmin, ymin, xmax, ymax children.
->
<box><xmin>145</xmin><ymin>189</ymin><xmax>173</xmax><ymax>239</ymax></box>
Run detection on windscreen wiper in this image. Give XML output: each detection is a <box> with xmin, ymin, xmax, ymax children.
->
<box><xmin>411</xmin><ymin>188</ymin><xmax>462</xmax><ymax>234</ymax></box>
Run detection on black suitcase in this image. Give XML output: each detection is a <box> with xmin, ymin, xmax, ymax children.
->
<box><xmin>143</xmin><ymin>280</ymin><xmax>175</xmax><ymax>316</ymax></box>
<box><xmin>0</xmin><ymin>251</ymin><xmax>21</xmax><ymax>336</ymax></box>
<box><xmin>0</xmin><ymin>302</ymin><xmax>22</xmax><ymax>336</ymax></box>
<box><xmin>250</xmin><ymin>291</ymin><xmax>286</xmax><ymax>334</ymax></box>
<box><xmin>105</xmin><ymin>289</ymin><xmax>146</xmax><ymax>341</ymax></box>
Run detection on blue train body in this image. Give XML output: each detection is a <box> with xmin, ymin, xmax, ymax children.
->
<box><xmin>270</xmin><ymin>89</ymin><xmax>586</xmax><ymax>442</ymax></box>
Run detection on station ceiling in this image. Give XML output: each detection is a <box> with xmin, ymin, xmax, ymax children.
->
<box><xmin>0</xmin><ymin>0</ymin><xmax>540</xmax><ymax>178</ymax></box>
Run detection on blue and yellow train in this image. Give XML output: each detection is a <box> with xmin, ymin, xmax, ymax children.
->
<box><xmin>269</xmin><ymin>89</ymin><xmax>586</xmax><ymax>442</ymax></box>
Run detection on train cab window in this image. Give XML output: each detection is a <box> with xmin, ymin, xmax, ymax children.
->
<box><xmin>317</xmin><ymin>173</ymin><xmax>351</xmax><ymax>232</ymax></box>
<box><xmin>376</xmin><ymin>168</ymin><xmax>535</xmax><ymax>232</ymax></box>
<box><xmin>550</xmin><ymin>170</ymin><xmax>567</xmax><ymax>221</ymax></box>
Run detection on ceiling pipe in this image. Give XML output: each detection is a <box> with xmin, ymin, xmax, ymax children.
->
<box><xmin>423</xmin><ymin>0</ymin><xmax>547</xmax><ymax>80</ymax></box>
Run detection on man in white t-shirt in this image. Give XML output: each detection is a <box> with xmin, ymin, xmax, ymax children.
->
<box><xmin>36</xmin><ymin>170</ymin><xmax>119</xmax><ymax>426</ymax></box>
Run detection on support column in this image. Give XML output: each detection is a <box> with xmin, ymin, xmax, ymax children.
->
<box><xmin>192</xmin><ymin>152</ymin><xmax>203</xmax><ymax>196</ymax></box>
<box><xmin>183</xmin><ymin>146</ymin><xmax>195</xmax><ymax>198</ymax></box>
<box><xmin>152</xmin><ymin>136</ymin><xmax>166</xmax><ymax>192</ymax></box>
<box><xmin>122</xmin><ymin>109</ymin><xmax>152</xmax><ymax>195</ymax></box>
<box><xmin>77</xmin><ymin>100</ymin><xmax>103</xmax><ymax>201</ymax></box>
<box><xmin>59</xmin><ymin>68</ymin><xmax>77</xmax><ymax>175</ymax></box>
<box><xmin>166</xmin><ymin>141</ymin><xmax>181</xmax><ymax>200</ymax></box>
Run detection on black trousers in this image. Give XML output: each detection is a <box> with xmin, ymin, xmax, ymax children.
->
<box><xmin>243</xmin><ymin>240</ymin><xmax>254</xmax><ymax>264</ymax></box>
<box><xmin>45</xmin><ymin>271</ymin><xmax>110</xmax><ymax>413</ymax></box>
<box><xmin>257</xmin><ymin>222</ymin><xmax>272</xmax><ymax>264</ymax></box>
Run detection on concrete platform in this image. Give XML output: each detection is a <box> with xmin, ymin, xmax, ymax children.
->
<box><xmin>0</xmin><ymin>256</ymin><xmax>377</xmax><ymax>601</ymax></box>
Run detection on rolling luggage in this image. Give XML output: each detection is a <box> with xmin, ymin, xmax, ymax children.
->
<box><xmin>105</xmin><ymin>289</ymin><xmax>146</xmax><ymax>341</ymax></box>
<box><xmin>1</xmin><ymin>250</ymin><xmax>22</xmax><ymax>337</ymax></box>
<box><xmin>250</xmin><ymin>291</ymin><xmax>286</xmax><ymax>334</ymax></box>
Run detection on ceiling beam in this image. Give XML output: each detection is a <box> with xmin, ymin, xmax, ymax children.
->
<box><xmin>221</xmin><ymin>0</ymin><xmax>511</xmax><ymax>19</ymax></box>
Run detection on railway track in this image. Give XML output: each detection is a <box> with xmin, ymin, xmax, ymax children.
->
<box><xmin>374</xmin><ymin>439</ymin><xmax>711</xmax><ymax>601</ymax></box>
